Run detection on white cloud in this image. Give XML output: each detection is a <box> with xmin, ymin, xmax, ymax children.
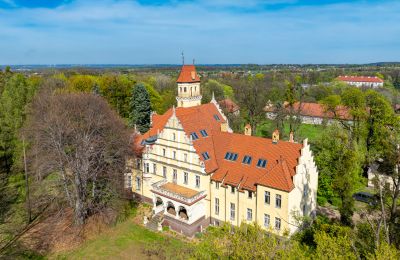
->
<box><xmin>0</xmin><ymin>0</ymin><xmax>399</xmax><ymax>64</ymax></box>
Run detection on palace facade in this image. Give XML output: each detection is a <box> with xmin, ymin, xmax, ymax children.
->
<box><xmin>128</xmin><ymin>64</ymin><xmax>318</xmax><ymax>237</ymax></box>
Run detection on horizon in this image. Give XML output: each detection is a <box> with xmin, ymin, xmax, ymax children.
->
<box><xmin>1</xmin><ymin>0</ymin><xmax>399</xmax><ymax>64</ymax></box>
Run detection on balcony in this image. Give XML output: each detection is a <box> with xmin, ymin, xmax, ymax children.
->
<box><xmin>151</xmin><ymin>179</ymin><xmax>206</xmax><ymax>206</ymax></box>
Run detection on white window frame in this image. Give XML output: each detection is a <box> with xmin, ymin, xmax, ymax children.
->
<box><xmin>230</xmin><ymin>203</ymin><xmax>235</xmax><ymax>221</ymax></box>
<box><xmin>215</xmin><ymin>198</ymin><xmax>219</xmax><ymax>215</ymax></box>
<box><xmin>173</xmin><ymin>169</ymin><xmax>177</xmax><ymax>183</ymax></box>
<box><xmin>247</xmin><ymin>208</ymin><xmax>252</xmax><ymax>221</ymax></box>
<box><xmin>264</xmin><ymin>214</ymin><xmax>270</xmax><ymax>227</ymax></box>
<box><xmin>275</xmin><ymin>194</ymin><xmax>282</xmax><ymax>208</ymax></box>
<box><xmin>275</xmin><ymin>217</ymin><xmax>281</xmax><ymax>230</ymax></box>
<box><xmin>195</xmin><ymin>175</ymin><xmax>200</xmax><ymax>188</ymax></box>
<box><xmin>184</xmin><ymin>172</ymin><xmax>188</xmax><ymax>184</ymax></box>
<box><xmin>265</xmin><ymin>191</ymin><xmax>270</xmax><ymax>204</ymax></box>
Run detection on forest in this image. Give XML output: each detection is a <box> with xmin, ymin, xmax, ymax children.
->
<box><xmin>1</xmin><ymin>64</ymin><xmax>400</xmax><ymax>259</ymax></box>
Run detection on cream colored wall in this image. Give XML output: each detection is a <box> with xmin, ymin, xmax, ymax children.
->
<box><xmin>256</xmin><ymin>185</ymin><xmax>289</xmax><ymax>235</ymax></box>
<box><xmin>133</xmin><ymin>112</ymin><xmax>212</xmax><ymax>217</ymax></box>
<box><xmin>177</xmin><ymin>82</ymin><xmax>201</xmax><ymax>97</ymax></box>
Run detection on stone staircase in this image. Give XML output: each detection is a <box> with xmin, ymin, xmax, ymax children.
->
<box><xmin>146</xmin><ymin>212</ymin><xmax>164</xmax><ymax>232</ymax></box>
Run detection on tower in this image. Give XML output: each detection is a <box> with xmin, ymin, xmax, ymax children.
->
<box><xmin>176</xmin><ymin>64</ymin><xmax>202</xmax><ymax>108</ymax></box>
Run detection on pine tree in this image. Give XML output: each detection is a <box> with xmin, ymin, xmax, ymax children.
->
<box><xmin>129</xmin><ymin>83</ymin><xmax>151</xmax><ymax>133</ymax></box>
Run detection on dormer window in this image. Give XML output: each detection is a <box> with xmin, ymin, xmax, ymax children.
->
<box><xmin>202</xmin><ymin>152</ymin><xmax>210</xmax><ymax>160</ymax></box>
<box><xmin>200</xmin><ymin>129</ymin><xmax>208</xmax><ymax>137</ymax></box>
<box><xmin>225</xmin><ymin>152</ymin><xmax>238</xmax><ymax>161</ymax></box>
<box><xmin>190</xmin><ymin>132</ymin><xmax>199</xmax><ymax>140</ymax></box>
<box><xmin>257</xmin><ymin>159</ymin><xmax>267</xmax><ymax>168</ymax></box>
<box><xmin>242</xmin><ymin>155</ymin><xmax>252</xmax><ymax>165</ymax></box>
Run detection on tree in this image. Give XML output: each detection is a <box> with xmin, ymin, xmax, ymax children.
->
<box><xmin>25</xmin><ymin>92</ymin><xmax>130</xmax><ymax>225</ymax></box>
<box><xmin>236</xmin><ymin>74</ymin><xmax>268</xmax><ymax>135</ymax></box>
<box><xmin>129</xmin><ymin>83</ymin><xmax>152</xmax><ymax>133</ymax></box>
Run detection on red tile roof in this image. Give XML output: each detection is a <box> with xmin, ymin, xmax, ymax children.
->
<box><xmin>176</xmin><ymin>65</ymin><xmax>200</xmax><ymax>83</ymax></box>
<box><xmin>265</xmin><ymin>102</ymin><xmax>351</xmax><ymax>121</ymax></box>
<box><xmin>218</xmin><ymin>99</ymin><xmax>240</xmax><ymax>113</ymax></box>
<box><xmin>139</xmin><ymin>102</ymin><xmax>304</xmax><ymax>192</ymax></box>
<box><xmin>337</xmin><ymin>76</ymin><xmax>384</xmax><ymax>83</ymax></box>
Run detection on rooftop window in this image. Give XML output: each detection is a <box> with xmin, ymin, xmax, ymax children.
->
<box><xmin>242</xmin><ymin>155</ymin><xmax>252</xmax><ymax>165</ymax></box>
<box><xmin>200</xmin><ymin>129</ymin><xmax>208</xmax><ymax>137</ymax></box>
<box><xmin>257</xmin><ymin>159</ymin><xmax>267</xmax><ymax>168</ymax></box>
<box><xmin>225</xmin><ymin>152</ymin><xmax>238</xmax><ymax>161</ymax></box>
<box><xmin>213</xmin><ymin>114</ymin><xmax>220</xmax><ymax>121</ymax></box>
<box><xmin>202</xmin><ymin>152</ymin><xmax>210</xmax><ymax>160</ymax></box>
<box><xmin>190</xmin><ymin>132</ymin><xmax>199</xmax><ymax>140</ymax></box>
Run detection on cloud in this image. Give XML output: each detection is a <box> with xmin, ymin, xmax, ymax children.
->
<box><xmin>0</xmin><ymin>0</ymin><xmax>399</xmax><ymax>64</ymax></box>
<box><xmin>0</xmin><ymin>0</ymin><xmax>16</xmax><ymax>7</ymax></box>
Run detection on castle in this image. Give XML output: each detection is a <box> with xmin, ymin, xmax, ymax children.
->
<box><xmin>127</xmin><ymin>64</ymin><xmax>318</xmax><ymax>236</ymax></box>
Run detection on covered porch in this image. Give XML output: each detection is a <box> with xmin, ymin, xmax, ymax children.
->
<box><xmin>151</xmin><ymin>180</ymin><xmax>206</xmax><ymax>225</ymax></box>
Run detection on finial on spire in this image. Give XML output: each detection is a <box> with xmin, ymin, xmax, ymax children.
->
<box><xmin>181</xmin><ymin>51</ymin><xmax>184</xmax><ymax>65</ymax></box>
<box><xmin>193</xmin><ymin>58</ymin><xmax>195</xmax><ymax>65</ymax></box>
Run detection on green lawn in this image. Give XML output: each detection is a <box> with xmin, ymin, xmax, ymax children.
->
<box><xmin>52</xmin><ymin>218</ymin><xmax>189</xmax><ymax>260</ymax></box>
<box><xmin>257</xmin><ymin>119</ymin><xmax>326</xmax><ymax>143</ymax></box>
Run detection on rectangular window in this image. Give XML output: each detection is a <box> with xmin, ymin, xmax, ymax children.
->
<box><xmin>215</xmin><ymin>198</ymin><xmax>219</xmax><ymax>215</ymax></box>
<box><xmin>173</xmin><ymin>169</ymin><xmax>177</xmax><ymax>183</ymax></box>
<box><xmin>225</xmin><ymin>152</ymin><xmax>238</xmax><ymax>161</ymax></box>
<box><xmin>248</xmin><ymin>191</ymin><xmax>253</xmax><ymax>199</ymax></box>
<box><xmin>202</xmin><ymin>152</ymin><xmax>210</xmax><ymax>160</ymax></box>
<box><xmin>242</xmin><ymin>155</ymin><xmax>252</xmax><ymax>165</ymax></box>
<box><xmin>153</xmin><ymin>163</ymin><xmax>156</xmax><ymax>174</ymax></box>
<box><xmin>231</xmin><ymin>186</ymin><xmax>235</xmax><ymax>194</ymax></box>
<box><xmin>230</xmin><ymin>203</ymin><xmax>235</xmax><ymax>220</ymax></box>
<box><xmin>247</xmin><ymin>208</ymin><xmax>252</xmax><ymax>221</ymax></box>
<box><xmin>257</xmin><ymin>159</ymin><xmax>267</xmax><ymax>168</ymax></box>
<box><xmin>184</xmin><ymin>153</ymin><xmax>188</xmax><ymax>162</ymax></box>
<box><xmin>163</xmin><ymin>149</ymin><xmax>166</xmax><ymax>157</ymax></box>
<box><xmin>215</xmin><ymin>182</ymin><xmax>219</xmax><ymax>189</ymax></box>
<box><xmin>195</xmin><ymin>175</ymin><xmax>200</xmax><ymax>188</ymax></box>
<box><xmin>276</xmin><ymin>194</ymin><xmax>282</xmax><ymax>208</ymax></box>
<box><xmin>173</xmin><ymin>151</ymin><xmax>176</xmax><ymax>159</ymax></box>
<box><xmin>275</xmin><ymin>217</ymin><xmax>281</xmax><ymax>230</ymax></box>
<box><xmin>200</xmin><ymin>129</ymin><xmax>208</xmax><ymax>137</ymax></box>
<box><xmin>136</xmin><ymin>177</ymin><xmax>141</xmax><ymax>191</ymax></box>
<box><xmin>265</xmin><ymin>191</ymin><xmax>270</xmax><ymax>204</ymax></box>
<box><xmin>184</xmin><ymin>172</ymin><xmax>188</xmax><ymax>184</ymax></box>
<box><xmin>145</xmin><ymin>163</ymin><xmax>149</xmax><ymax>173</ymax></box>
<box><xmin>127</xmin><ymin>175</ymin><xmax>132</xmax><ymax>188</ymax></box>
<box><xmin>264</xmin><ymin>214</ymin><xmax>270</xmax><ymax>227</ymax></box>
<box><xmin>214</xmin><ymin>114</ymin><xmax>220</xmax><ymax>121</ymax></box>
<box><xmin>163</xmin><ymin>166</ymin><xmax>167</xmax><ymax>178</ymax></box>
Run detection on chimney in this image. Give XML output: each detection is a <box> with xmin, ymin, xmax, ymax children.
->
<box><xmin>244</xmin><ymin>124</ymin><xmax>252</xmax><ymax>136</ymax></box>
<box><xmin>289</xmin><ymin>131</ymin><xmax>294</xmax><ymax>143</ymax></box>
<box><xmin>272</xmin><ymin>129</ymin><xmax>279</xmax><ymax>144</ymax></box>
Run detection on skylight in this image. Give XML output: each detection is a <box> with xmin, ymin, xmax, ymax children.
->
<box><xmin>213</xmin><ymin>114</ymin><xmax>220</xmax><ymax>121</ymax></box>
<box><xmin>200</xmin><ymin>129</ymin><xmax>208</xmax><ymax>137</ymax></box>
<box><xmin>242</xmin><ymin>155</ymin><xmax>252</xmax><ymax>165</ymax></box>
<box><xmin>225</xmin><ymin>152</ymin><xmax>238</xmax><ymax>161</ymax></box>
<box><xmin>190</xmin><ymin>132</ymin><xmax>199</xmax><ymax>140</ymax></box>
<box><xmin>202</xmin><ymin>152</ymin><xmax>210</xmax><ymax>160</ymax></box>
<box><xmin>257</xmin><ymin>159</ymin><xmax>267</xmax><ymax>168</ymax></box>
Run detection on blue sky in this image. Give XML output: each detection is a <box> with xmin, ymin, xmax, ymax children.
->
<box><xmin>0</xmin><ymin>0</ymin><xmax>399</xmax><ymax>64</ymax></box>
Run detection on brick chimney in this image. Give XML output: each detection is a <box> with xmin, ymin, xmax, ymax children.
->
<box><xmin>289</xmin><ymin>131</ymin><xmax>294</xmax><ymax>143</ymax></box>
<box><xmin>272</xmin><ymin>129</ymin><xmax>279</xmax><ymax>144</ymax></box>
<box><xmin>244</xmin><ymin>124</ymin><xmax>252</xmax><ymax>136</ymax></box>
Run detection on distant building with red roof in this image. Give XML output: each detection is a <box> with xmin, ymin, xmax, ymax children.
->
<box><xmin>337</xmin><ymin>75</ymin><xmax>384</xmax><ymax>88</ymax></box>
<box><xmin>265</xmin><ymin>101</ymin><xmax>352</xmax><ymax>125</ymax></box>
<box><xmin>218</xmin><ymin>98</ymin><xmax>240</xmax><ymax>116</ymax></box>
<box><xmin>128</xmin><ymin>64</ymin><xmax>318</xmax><ymax>237</ymax></box>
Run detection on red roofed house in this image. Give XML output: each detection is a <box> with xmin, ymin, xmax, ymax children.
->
<box><xmin>128</xmin><ymin>64</ymin><xmax>318</xmax><ymax>237</ymax></box>
<box><xmin>337</xmin><ymin>75</ymin><xmax>384</xmax><ymax>88</ymax></box>
<box><xmin>265</xmin><ymin>101</ymin><xmax>352</xmax><ymax>125</ymax></box>
<box><xmin>218</xmin><ymin>98</ymin><xmax>240</xmax><ymax>116</ymax></box>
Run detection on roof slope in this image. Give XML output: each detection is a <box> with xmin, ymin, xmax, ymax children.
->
<box><xmin>177</xmin><ymin>65</ymin><xmax>201</xmax><ymax>83</ymax></box>
<box><xmin>139</xmin><ymin>102</ymin><xmax>303</xmax><ymax>192</ymax></box>
<box><xmin>337</xmin><ymin>76</ymin><xmax>384</xmax><ymax>83</ymax></box>
<box><xmin>218</xmin><ymin>99</ymin><xmax>240</xmax><ymax>113</ymax></box>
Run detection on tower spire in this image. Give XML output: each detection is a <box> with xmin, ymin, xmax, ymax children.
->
<box><xmin>181</xmin><ymin>51</ymin><xmax>184</xmax><ymax>65</ymax></box>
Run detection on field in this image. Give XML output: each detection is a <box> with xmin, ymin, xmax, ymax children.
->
<box><xmin>256</xmin><ymin>119</ymin><xmax>326</xmax><ymax>143</ymax></box>
<box><xmin>51</xmin><ymin>219</ymin><xmax>189</xmax><ymax>260</ymax></box>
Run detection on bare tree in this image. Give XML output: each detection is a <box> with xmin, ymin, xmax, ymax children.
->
<box><xmin>25</xmin><ymin>91</ymin><xmax>130</xmax><ymax>225</ymax></box>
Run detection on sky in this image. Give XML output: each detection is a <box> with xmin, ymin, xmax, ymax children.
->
<box><xmin>0</xmin><ymin>0</ymin><xmax>399</xmax><ymax>64</ymax></box>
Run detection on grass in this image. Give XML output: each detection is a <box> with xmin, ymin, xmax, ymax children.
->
<box><xmin>257</xmin><ymin>118</ymin><xmax>326</xmax><ymax>143</ymax></box>
<box><xmin>51</xmin><ymin>217</ymin><xmax>188</xmax><ymax>260</ymax></box>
